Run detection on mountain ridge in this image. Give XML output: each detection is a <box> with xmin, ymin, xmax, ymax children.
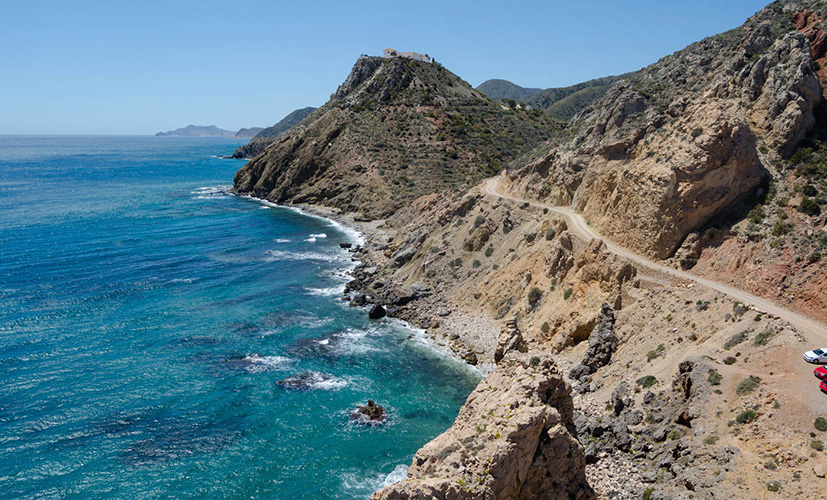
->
<box><xmin>232</xmin><ymin>56</ymin><xmax>557</xmax><ymax>219</ymax></box>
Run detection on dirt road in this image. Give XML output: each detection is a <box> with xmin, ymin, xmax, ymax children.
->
<box><xmin>483</xmin><ymin>176</ymin><xmax>827</xmax><ymax>344</ymax></box>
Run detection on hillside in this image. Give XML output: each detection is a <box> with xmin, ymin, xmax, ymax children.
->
<box><xmin>155</xmin><ymin>125</ymin><xmax>235</xmax><ymax>137</ymax></box>
<box><xmin>326</xmin><ymin>2</ymin><xmax>827</xmax><ymax>499</ymax></box>
<box><xmin>231</xmin><ymin>107</ymin><xmax>317</xmax><ymax>158</ymax></box>
<box><xmin>475</xmin><ymin>79</ymin><xmax>542</xmax><ymax>102</ymax></box>
<box><xmin>234</xmin><ymin>127</ymin><xmax>264</xmax><ymax>138</ymax></box>
<box><xmin>233</xmin><ymin>56</ymin><xmax>557</xmax><ymax>219</ymax></box>
<box><xmin>526</xmin><ymin>73</ymin><xmax>634</xmax><ymax>121</ymax></box>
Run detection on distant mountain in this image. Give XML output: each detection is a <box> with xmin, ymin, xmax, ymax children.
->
<box><xmin>234</xmin><ymin>127</ymin><xmax>264</xmax><ymax>139</ymax></box>
<box><xmin>475</xmin><ymin>79</ymin><xmax>543</xmax><ymax>103</ymax></box>
<box><xmin>527</xmin><ymin>73</ymin><xmax>634</xmax><ymax>121</ymax></box>
<box><xmin>231</xmin><ymin>107</ymin><xmax>318</xmax><ymax>159</ymax></box>
<box><xmin>155</xmin><ymin>125</ymin><xmax>235</xmax><ymax>137</ymax></box>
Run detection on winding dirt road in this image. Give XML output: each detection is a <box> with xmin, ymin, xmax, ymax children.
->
<box><xmin>483</xmin><ymin>176</ymin><xmax>827</xmax><ymax>344</ymax></box>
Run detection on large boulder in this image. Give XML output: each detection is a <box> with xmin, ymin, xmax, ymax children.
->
<box><xmin>493</xmin><ymin>318</ymin><xmax>528</xmax><ymax>363</ymax></box>
<box><xmin>372</xmin><ymin>353</ymin><xmax>595</xmax><ymax>500</ymax></box>
<box><xmin>569</xmin><ymin>303</ymin><xmax>618</xmax><ymax>381</ymax></box>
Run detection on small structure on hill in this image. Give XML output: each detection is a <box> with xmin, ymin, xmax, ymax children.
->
<box><xmin>383</xmin><ymin>48</ymin><xmax>430</xmax><ymax>62</ymax></box>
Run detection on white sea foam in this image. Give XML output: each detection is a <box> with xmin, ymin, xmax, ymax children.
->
<box><xmin>305</xmin><ymin>237</ymin><xmax>317</xmax><ymax>243</ymax></box>
<box><xmin>273</xmin><ymin>238</ymin><xmax>290</xmax><ymax>243</ymax></box>
<box><xmin>305</xmin><ymin>286</ymin><xmax>342</xmax><ymax>297</ymax></box>
<box><xmin>382</xmin><ymin>464</ymin><xmax>408</xmax><ymax>487</ymax></box>
<box><xmin>340</xmin><ymin>463</ymin><xmax>407</xmax><ymax>494</ymax></box>
<box><xmin>242</xmin><ymin>354</ymin><xmax>292</xmax><ymax>374</ymax></box>
<box><xmin>309</xmin><ymin>374</ymin><xmax>349</xmax><ymax>391</ymax></box>
<box><xmin>335</xmin><ymin>328</ymin><xmax>377</xmax><ymax>355</ymax></box>
<box><xmin>265</xmin><ymin>250</ymin><xmax>340</xmax><ymax>262</ymax></box>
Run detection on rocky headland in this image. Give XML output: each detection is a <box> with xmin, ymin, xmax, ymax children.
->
<box><xmin>233</xmin><ymin>2</ymin><xmax>827</xmax><ymax>498</ymax></box>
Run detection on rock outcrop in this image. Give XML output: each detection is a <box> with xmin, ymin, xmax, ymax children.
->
<box><xmin>570</xmin><ymin>303</ymin><xmax>618</xmax><ymax>387</ymax></box>
<box><xmin>493</xmin><ymin>318</ymin><xmax>528</xmax><ymax>363</ymax></box>
<box><xmin>372</xmin><ymin>353</ymin><xmax>594</xmax><ymax>500</ymax></box>
<box><xmin>506</xmin><ymin>3</ymin><xmax>824</xmax><ymax>259</ymax></box>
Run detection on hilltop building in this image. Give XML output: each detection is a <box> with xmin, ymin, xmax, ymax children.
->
<box><xmin>383</xmin><ymin>48</ymin><xmax>430</xmax><ymax>62</ymax></box>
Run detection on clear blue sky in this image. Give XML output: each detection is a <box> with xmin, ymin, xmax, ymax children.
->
<box><xmin>0</xmin><ymin>0</ymin><xmax>771</xmax><ymax>135</ymax></box>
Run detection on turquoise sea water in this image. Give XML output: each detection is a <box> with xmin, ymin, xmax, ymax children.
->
<box><xmin>0</xmin><ymin>136</ymin><xmax>479</xmax><ymax>499</ymax></box>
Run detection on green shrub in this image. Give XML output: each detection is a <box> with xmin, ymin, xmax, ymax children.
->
<box><xmin>748</xmin><ymin>205</ymin><xmax>765</xmax><ymax>223</ymax></box>
<box><xmin>736</xmin><ymin>375</ymin><xmax>761</xmax><ymax>396</ymax></box>
<box><xmin>642</xmin><ymin>487</ymin><xmax>655</xmax><ymax>500</ymax></box>
<box><xmin>771</xmin><ymin>221</ymin><xmax>793</xmax><ymax>236</ymax></box>
<box><xmin>736</xmin><ymin>409</ymin><xmax>757</xmax><ymax>424</ymax></box>
<box><xmin>502</xmin><ymin>225</ymin><xmax>512</xmax><ymax>235</ymax></box>
<box><xmin>808</xmin><ymin>251</ymin><xmax>822</xmax><ymax>264</ymax></box>
<box><xmin>803</xmin><ymin>184</ymin><xmax>819</xmax><ymax>197</ymax></box>
<box><xmin>636</xmin><ymin>375</ymin><xmax>658</xmax><ymax>388</ymax></box>
<box><xmin>563</xmin><ymin>288</ymin><xmax>573</xmax><ymax>300</ymax></box>
<box><xmin>691</xmin><ymin>127</ymin><xmax>703</xmax><ymax>138</ymax></box>
<box><xmin>798</xmin><ymin>196</ymin><xmax>821</xmax><ymax>216</ymax></box>
<box><xmin>474</xmin><ymin>215</ymin><xmax>486</xmax><ymax>227</ymax></box>
<box><xmin>472</xmin><ymin>259</ymin><xmax>481</xmax><ymax>268</ymax></box>
<box><xmin>646</xmin><ymin>344</ymin><xmax>666</xmax><ymax>362</ymax></box>
<box><xmin>724</xmin><ymin>332</ymin><xmax>748</xmax><ymax>350</ymax></box>
<box><xmin>767</xmin><ymin>481</ymin><xmax>781</xmax><ymax>492</ymax></box>
<box><xmin>815</xmin><ymin>416</ymin><xmax>827</xmax><ymax>432</ymax></box>
<box><xmin>704</xmin><ymin>435</ymin><xmax>720</xmax><ymax>445</ymax></box>
<box><xmin>540</xmin><ymin>321</ymin><xmax>550</xmax><ymax>333</ymax></box>
<box><xmin>812</xmin><ymin>439</ymin><xmax>825</xmax><ymax>451</ymax></box>
<box><xmin>724</xmin><ymin>356</ymin><xmax>737</xmax><ymax>365</ymax></box>
<box><xmin>484</xmin><ymin>246</ymin><xmax>494</xmax><ymax>257</ymax></box>
<box><xmin>708</xmin><ymin>369</ymin><xmax>722</xmax><ymax>386</ymax></box>
<box><xmin>753</xmin><ymin>328</ymin><xmax>776</xmax><ymax>346</ymax></box>
<box><xmin>545</xmin><ymin>227</ymin><xmax>555</xmax><ymax>240</ymax></box>
<box><xmin>527</xmin><ymin>287</ymin><xmax>543</xmax><ymax>306</ymax></box>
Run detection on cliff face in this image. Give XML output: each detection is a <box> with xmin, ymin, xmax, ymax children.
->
<box><xmin>233</xmin><ymin>57</ymin><xmax>556</xmax><ymax>220</ymax></box>
<box><xmin>372</xmin><ymin>353</ymin><xmax>594</xmax><ymax>500</ymax></box>
<box><xmin>506</xmin><ymin>2</ymin><xmax>824</xmax><ymax>259</ymax></box>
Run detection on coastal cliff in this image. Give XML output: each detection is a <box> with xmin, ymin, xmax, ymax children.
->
<box><xmin>235</xmin><ymin>1</ymin><xmax>827</xmax><ymax>498</ymax></box>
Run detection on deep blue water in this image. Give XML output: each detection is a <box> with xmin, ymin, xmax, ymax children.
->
<box><xmin>0</xmin><ymin>136</ymin><xmax>478</xmax><ymax>499</ymax></box>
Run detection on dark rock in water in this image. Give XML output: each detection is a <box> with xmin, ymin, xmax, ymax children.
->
<box><xmin>275</xmin><ymin>371</ymin><xmax>342</xmax><ymax>390</ymax></box>
<box><xmin>284</xmin><ymin>330</ymin><xmax>352</xmax><ymax>359</ymax></box>
<box><xmin>350</xmin><ymin>294</ymin><xmax>367</xmax><ymax>307</ymax></box>
<box><xmin>351</xmin><ymin>400</ymin><xmax>386</xmax><ymax>424</ymax></box>
<box><xmin>368</xmin><ymin>304</ymin><xmax>386</xmax><ymax>320</ymax></box>
<box><xmin>339</xmin><ymin>242</ymin><xmax>352</xmax><ymax>249</ymax></box>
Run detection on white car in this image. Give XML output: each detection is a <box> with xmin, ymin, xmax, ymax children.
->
<box><xmin>804</xmin><ymin>348</ymin><xmax>827</xmax><ymax>363</ymax></box>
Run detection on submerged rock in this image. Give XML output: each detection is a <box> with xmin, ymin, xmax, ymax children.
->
<box><xmin>351</xmin><ymin>400</ymin><xmax>386</xmax><ymax>424</ymax></box>
<box><xmin>275</xmin><ymin>371</ymin><xmax>345</xmax><ymax>391</ymax></box>
<box><xmin>372</xmin><ymin>353</ymin><xmax>595</xmax><ymax>500</ymax></box>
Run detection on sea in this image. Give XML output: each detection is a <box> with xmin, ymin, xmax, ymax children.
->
<box><xmin>0</xmin><ymin>136</ymin><xmax>480</xmax><ymax>499</ymax></box>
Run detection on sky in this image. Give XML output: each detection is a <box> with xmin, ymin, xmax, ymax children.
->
<box><xmin>0</xmin><ymin>0</ymin><xmax>772</xmax><ymax>135</ymax></box>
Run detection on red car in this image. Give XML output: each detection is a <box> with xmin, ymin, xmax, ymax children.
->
<box><xmin>815</xmin><ymin>367</ymin><xmax>827</xmax><ymax>380</ymax></box>
<box><xmin>821</xmin><ymin>380</ymin><xmax>827</xmax><ymax>393</ymax></box>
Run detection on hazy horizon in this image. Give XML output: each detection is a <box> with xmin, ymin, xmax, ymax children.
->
<box><xmin>1</xmin><ymin>0</ymin><xmax>770</xmax><ymax>135</ymax></box>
